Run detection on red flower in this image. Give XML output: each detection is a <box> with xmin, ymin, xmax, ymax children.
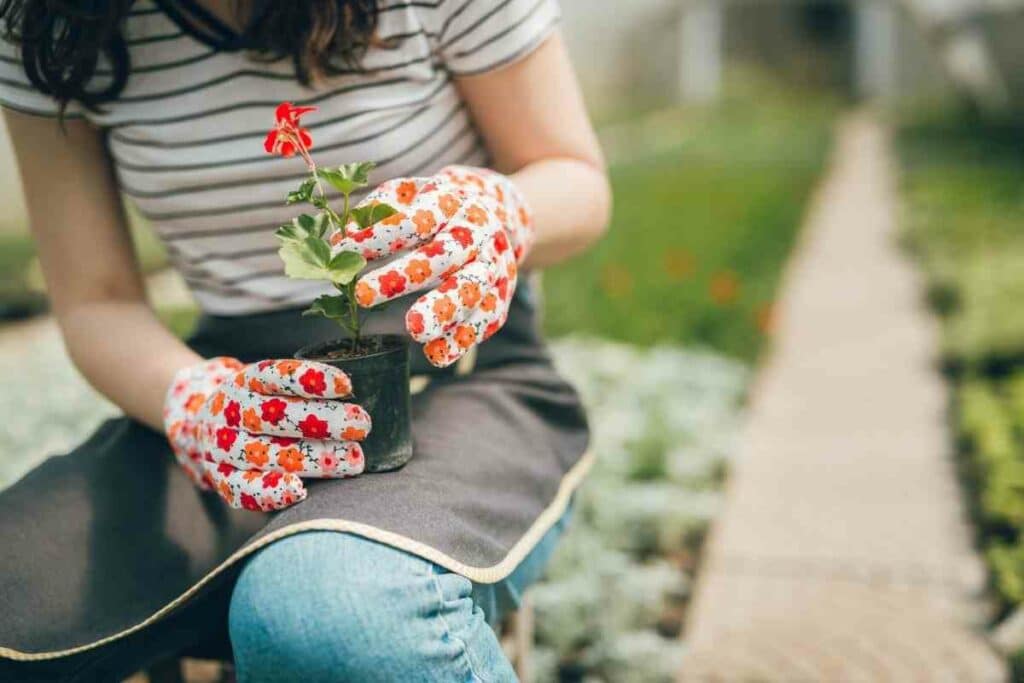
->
<box><xmin>406</xmin><ymin>310</ymin><xmax>425</xmax><ymax>336</ymax></box>
<box><xmin>496</xmin><ymin>276</ymin><xmax>509</xmax><ymax>301</ymax></box>
<box><xmin>217</xmin><ymin>462</ymin><xmax>236</xmax><ymax>477</ymax></box>
<box><xmin>216</xmin><ymin>427</ymin><xmax>238</xmax><ymax>451</ymax></box>
<box><xmin>299</xmin><ymin>368</ymin><xmax>326</xmax><ymax>396</ymax></box>
<box><xmin>449</xmin><ymin>227</ymin><xmax>474</xmax><ymax>249</ymax></box>
<box><xmin>351</xmin><ymin>227</ymin><xmax>375</xmax><ymax>243</ymax></box>
<box><xmin>261</xmin><ymin>398</ymin><xmax>288</xmax><ymax>425</ymax></box>
<box><xmin>262</xmin><ymin>471</ymin><xmax>283</xmax><ymax>489</ymax></box>
<box><xmin>377</xmin><ymin>270</ymin><xmax>407</xmax><ymax>298</ymax></box>
<box><xmin>271</xmin><ymin>436</ymin><xmax>299</xmax><ymax>447</ymax></box>
<box><xmin>240</xmin><ymin>493</ymin><xmax>261</xmax><ymax>511</ymax></box>
<box><xmin>223</xmin><ymin>400</ymin><xmax>241</xmax><ymax>427</ymax></box>
<box><xmin>264</xmin><ymin>102</ymin><xmax>316</xmax><ymax>157</ymax></box>
<box><xmin>420</xmin><ymin>241</ymin><xmax>445</xmax><ymax>257</ymax></box>
<box><xmin>493</xmin><ymin>230</ymin><xmax>509</xmax><ymax>254</ymax></box>
<box><xmin>298</xmin><ymin>414</ymin><xmax>330</xmax><ymax>439</ymax></box>
<box><xmin>438</xmin><ymin>277</ymin><xmax>458</xmax><ymax>293</ymax></box>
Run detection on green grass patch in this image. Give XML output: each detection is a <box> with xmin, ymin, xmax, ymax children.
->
<box><xmin>543</xmin><ymin>87</ymin><xmax>835</xmax><ymax>363</ymax></box>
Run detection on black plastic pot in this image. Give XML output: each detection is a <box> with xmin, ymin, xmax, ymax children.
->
<box><xmin>295</xmin><ymin>334</ymin><xmax>413</xmax><ymax>473</ymax></box>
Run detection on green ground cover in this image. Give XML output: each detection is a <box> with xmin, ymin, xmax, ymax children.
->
<box><xmin>543</xmin><ymin>86</ymin><xmax>835</xmax><ymax>362</ymax></box>
<box><xmin>897</xmin><ymin>110</ymin><xmax>1024</xmax><ymax>665</ymax></box>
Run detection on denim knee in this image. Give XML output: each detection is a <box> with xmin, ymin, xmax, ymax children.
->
<box><xmin>228</xmin><ymin>531</ymin><xmax>514</xmax><ymax>683</ymax></box>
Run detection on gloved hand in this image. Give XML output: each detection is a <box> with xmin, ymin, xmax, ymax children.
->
<box><xmin>163</xmin><ymin>357</ymin><xmax>371</xmax><ymax>511</ymax></box>
<box><xmin>332</xmin><ymin>165</ymin><xmax>534</xmax><ymax>368</ymax></box>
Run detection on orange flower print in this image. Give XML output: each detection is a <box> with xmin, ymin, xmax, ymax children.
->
<box><xmin>454</xmin><ymin>324</ymin><xmax>477</xmax><ymax>349</ymax></box>
<box><xmin>242</xmin><ymin>469</ymin><xmax>262</xmax><ymax>483</ymax></box>
<box><xmin>425</xmin><ymin>338</ymin><xmax>451</xmax><ymax>366</ymax></box>
<box><xmin>480</xmin><ymin>293</ymin><xmax>497</xmax><ymax>312</ymax></box>
<box><xmin>242</xmin><ymin>407</ymin><xmax>262</xmax><ymax>433</ymax></box>
<box><xmin>277</xmin><ymin>447</ymin><xmax>304</xmax><ymax>473</ymax></box>
<box><xmin>396</xmin><ymin>181</ymin><xmax>417</xmax><ymax>205</ymax></box>
<box><xmin>276</xmin><ymin>360</ymin><xmax>301</xmax><ymax>376</ymax></box>
<box><xmin>333</xmin><ymin>374</ymin><xmax>352</xmax><ymax>396</ymax></box>
<box><xmin>217</xmin><ymin>480</ymin><xmax>233</xmax><ymax>503</ymax></box>
<box><xmin>184</xmin><ymin>392</ymin><xmax>205</xmax><ymax>415</ymax></box>
<box><xmin>355</xmin><ymin>281</ymin><xmax>376</xmax><ymax>306</ymax></box>
<box><xmin>404</xmin><ymin>259</ymin><xmax>432</xmax><ymax>284</ymax></box>
<box><xmin>413</xmin><ymin>210</ymin><xmax>436</xmax><ymax>237</ymax></box>
<box><xmin>244</xmin><ymin>441</ymin><xmax>270</xmax><ymax>467</ymax></box>
<box><xmin>439</xmin><ymin>193</ymin><xmax>460</xmax><ymax>217</ymax></box>
<box><xmin>209</xmin><ymin>391</ymin><xmax>226</xmax><ymax>416</ymax></box>
<box><xmin>433</xmin><ymin>295</ymin><xmax>456</xmax><ymax>323</ymax></box>
<box><xmin>248</xmin><ymin>377</ymin><xmax>266</xmax><ymax>394</ymax></box>
<box><xmin>381</xmin><ymin>211</ymin><xmax>405</xmax><ymax>227</ymax></box>
<box><xmin>342</xmin><ymin>426</ymin><xmax>367</xmax><ymax>440</ymax></box>
<box><xmin>465</xmin><ymin>204</ymin><xmax>487</xmax><ymax>225</ymax></box>
<box><xmin>459</xmin><ymin>282</ymin><xmax>481</xmax><ymax>308</ymax></box>
<box><xmin>234</xmin><ymin>372</ymin><xmax>245</xmax><ymax>388</ymax></box>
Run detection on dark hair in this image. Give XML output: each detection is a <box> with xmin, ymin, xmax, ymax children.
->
<box><xmin>0</xmin><ymin>0</ymin><xmax>380</xmax><ymax>116</ymax></box>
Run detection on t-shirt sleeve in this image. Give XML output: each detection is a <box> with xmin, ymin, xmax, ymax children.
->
<box><xmin>0</xmin><ymin>39</ymin><xmax>84</xmax><ymax>118</ymax></box>
<box><xmin>418</xmin><ymin>0</ymin><xmax>561</xmax><ymax>76</ymax></box>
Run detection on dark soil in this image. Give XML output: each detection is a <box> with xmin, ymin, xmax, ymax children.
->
<box><xmin>312</xmin><ymin>335</ymin><xmax>404</xmax><ymax>361</ymax></box>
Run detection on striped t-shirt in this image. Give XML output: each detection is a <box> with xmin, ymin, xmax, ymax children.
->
<box><xmin>0</xmin><ymin>0</ymin><xmax>560</xmax><ymax>314</ymax></box>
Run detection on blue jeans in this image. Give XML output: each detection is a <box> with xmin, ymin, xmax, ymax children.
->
<box><xmin>228</xmin><ymin>507</ymin><xmax>572</xmax><ymax>682</ymax></box>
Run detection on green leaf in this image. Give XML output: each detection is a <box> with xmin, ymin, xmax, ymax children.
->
<box><xmin>326</xmin><ymin>250</ymin><xmax>367</xmax><ymax>285</ymax></box>
<box><xmin>277</xmin><ymin>234</ymin><xmax>333</xmax><ymax>281</ymax></box>
<box><xmin>317</xmin><ymin>161</ymin><xmax>376</xmax><ymax>195</ymax></box>
<box><xmin>303</xmin><ymin>294</ymin><xmax>350</xmax><ymax>321</ymax></box>
<box><xmin>303</xmin><ymin>236</ymin><xmax>332</xmax><ymax>267</ymax></box>
<box><xmin>351</xmin><ymin>202</ymin><xmax>399</xmax><ymax>230</ymax></box>
<box><xmin>274</xmin><ymin>213</ymin><xmax>326</xmax><ymax>243</ymax></box>
<box><xmin>286</xmin><ymin>178</ymin><xmax>317</xmax><ymax>205</ymax></box>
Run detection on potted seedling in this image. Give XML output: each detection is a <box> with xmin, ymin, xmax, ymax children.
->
<box><xmin>265</xmin><ymin>102</ymin><xmax>412</xmax><ymax>472</ymax></box>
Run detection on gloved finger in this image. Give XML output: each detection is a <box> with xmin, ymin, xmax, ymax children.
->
<box><xmin>214</xmin><ymin>382</ymin><xmax>372</xmax><ymax>440</ymax></box>
<box><xmin>232</xmin><ymin>359</ymin><xmax>355</xmax><ymax>399</ymax></box>
<box><xmin>202</xmin><ymin>458</ymin><xmax>307</xmax><ymax>512</ymax></box>
<box><xmin>421</xmin><ymin>295</ymin><xmax>506</xmax><ymax>367</ymax></box>
<box><xmin>331</xmin><ymin>179</ymin><xmax>464</xmax><ymax>261</ymax></box>
<box><xmin>403</xmin><ymin>260</ymin><xmax>494</xmax><ymax>344</ymax></box>
<box><xmin>165</xmin><ymin>420</ymin><xmax>210</xmax><ymax>489</ymax></box>
<box><xmin>353</xmin><ymin>204</ymin><xmax>498</xmax><ymax>307</ymax></box>
<box><xmin>204</xmin><ymin>429</ymin><xmax>366</xmax><ymax>478</ymax></box>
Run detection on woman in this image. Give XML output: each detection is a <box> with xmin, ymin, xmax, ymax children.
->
<box><xmin>0</xmin><ymin>0</ymin><xmax>609</xmax><ymax>681</ymax></box>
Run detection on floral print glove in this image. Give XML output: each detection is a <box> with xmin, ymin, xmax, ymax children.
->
<box><xmin>163</xmin><ymin>357</ymin><xmax>371</xmax><ymax>512</ymax></box>
<box><xmin>333</xmin><ymin>166</ymin><xmax>534</xmax><ymax>368</ymax></box>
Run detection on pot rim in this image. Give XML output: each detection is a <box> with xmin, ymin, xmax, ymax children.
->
<box><xmin>294</xmin><ymin>334</ymin><xmax>409</xmax><ymax>363</ymax></box>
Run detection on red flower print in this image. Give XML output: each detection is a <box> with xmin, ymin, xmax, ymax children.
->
<box><xmin>298</xmin><ymin>414</ymin><xmax>330</xmax><ymax>439</ymax></box>
<box><xmin>351</xmin><ymin>227</ymin><xmax>375</xmax><ymax>243</ymax></box>
<box><xmin>484</xmin><ymin>320</ymin><xmax>501</xmax><ymax>340</ymax></box>
<box><xmin>240</xmin><ymin>493</ymin><xmax>261</xmax><ymax>511</ymax></box>
<box><xmin>262</xmin><ymin>471</ymin><xmax>283</xmax><ymax>489</ymax></box>
<box><xmin>420</xmin><ymin>241</ymin><xmax>445</xmax><ymax>257</ymax></box>
<box><xmin>216</xmin><ymin>427</ymin><xmax>238</xmax><ymax>451</ymax></box>
<box><xmin>377</xmin><ymin>270</ymin><xmax>407</xmax><ymax>298</ymax></box>
<box><xmin>224</xmin><ymin>401</ymin><xmax>241</xmax><ymax>427</ymax></box>
<box><xmin>395</xmin><ymin>181</ymin><xmax>417</xmax><ymax>205</ymax></box>
<box><xmin>493</xmin><ymin>230</ymin><xmax>509</xmax><ymax>254</ymax></box>
<box><xmin>355</xmin><ymin>281</ymin><xmax>377</xmax><ymax>306</ymax></box>
<box><xmin>404</xmin><ymin>259</ymin><xmax>432</xmax><ymax>284</ymax></box>
<box><xmin>413</xmin><ymin>210</ymin><xmax>436</xmax><ymax>237</ymax></box>
<box><xmin>407</xmin><ymin>310</ymin><xmax>425</xmax><ymax>335</ymax></box>
<box><xmin>348</xmin><ymin>447</ymin><xmax>363</xmax><ymax>465</ymax></box>
<box><xmin>271</xmin><ymin>436</ymin><xmax>299</xmax><ymax>447</ymax></box>
<box><xmin>299</xmin><ymin>368</ymin><xmax>326</xmax><ymax>396</ymax></box>
<box><xmin>277</xmin><ymin>447</ymin><xmax>304</xmax><ymax>473</ymax></box>
<box><xmin>438</xmin><ymin>277</ymin><xmax>458</xmax><ymax>293</ymax></box>
<box><xmin>389</xmin><ymin>239</ymin><xmax>406</xmax><ymax>252</ymax></box>
<box><xmin>258</xmin><ymin>360</ymin><xmax>275</xmax><ymax>371</ymax></box>
<box><xmin>496</xmin><ymin>277</ymin><xmax>509</xmax><ymax>301</ymax></box>
<box><xmin>261</xmin><ymin>398</ymin><xmax>288</xmax><ymax>424</ymax></box>
<box><xmin>264</xmin><ymin>102</ymin><xmax>316</xmax><ymax>158</ymax></box>
<box><xmin>217</xmin><ymin>461</ymin><xmax>236</xmax><ymax>477</ymax></box>
<box><xmin>449</xmin><ymin>227</ymin><xmax>474</xmax><ymax>249</ymax></box>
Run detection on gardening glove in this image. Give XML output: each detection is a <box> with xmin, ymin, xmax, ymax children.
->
<box><xmin>163</xmin><ymin>357</ymin><xmax>371</xmax><ymax>511</ymax></box>
<box><xmin>332</xmin><ymin>165</ymin><xmax>534</xmax><ymax>368</ymax></box>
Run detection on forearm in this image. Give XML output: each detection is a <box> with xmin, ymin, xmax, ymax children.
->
<box><xmin>511</xmin><ymin>158</ymin><xmax>611</xmax><ymax>270</ymax></box>
<box><xmin>59</xmin><ymin>300</ymin><xmax>201</xmax><ymax>431</ymax></box>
